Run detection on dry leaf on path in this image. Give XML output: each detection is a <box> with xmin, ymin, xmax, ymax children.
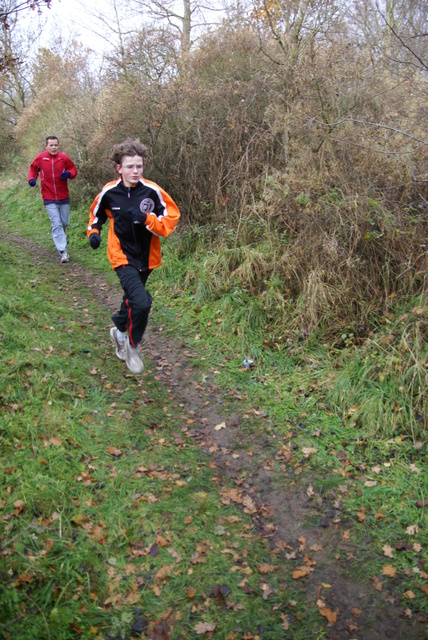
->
<box><xmin>194</xmin><ymin>622</ymin><xmax>217</xmax><ymax>634</ymax></box>
<box><xmin>214</xmin><ymin>422</ymin><xmax>226</xmax><ymax>431</ymax></box>
<box><xmin>292</xmin><ymin>568</ymin><xmax>309</xmax><ymax>579</ymax></box>
<box><xmin>373</xmin><ymin>575</ymin><xmax>383</xmax><ymax>591</ymax></box>
<box><xmin>318</xmin><ymin>607</ymin><xmax>338</xmax><ymax>625</ymax></box>
<box><xmin>382</xmin><ymin>565</ymin><xmax>397</xmax><ymax>577</ymax></box>
<box><xmin>242</xmin><ymin>495</ymin><xmax>257</xmax><ymax>513</ymax></box>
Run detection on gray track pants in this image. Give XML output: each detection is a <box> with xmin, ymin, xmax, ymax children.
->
<box><xmin>44</xmin><ymin>202</ymin><xmax>69</xmax><ymax>254</ymax></box>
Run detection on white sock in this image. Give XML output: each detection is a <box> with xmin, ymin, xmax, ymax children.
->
<box><xmin>116</xmin><ymin>329</ymin><xmax>126</xmax><ymax>343</ymax></box>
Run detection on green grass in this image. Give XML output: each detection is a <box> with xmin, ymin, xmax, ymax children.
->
<box><xmin>0</xmin><ymin>237</ymin><xmax>314</xmax><ymax>639</ymax></box>
<box><xmin>0</xmin><ymin>179</ymin><xmax>427</xmax><ymax>638</ymax></box>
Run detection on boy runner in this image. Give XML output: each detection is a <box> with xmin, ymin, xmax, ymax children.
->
<box><xmin>87</xmin><ymin>138</ymin><xmax>180</xmax><ymax>373</ymax></box>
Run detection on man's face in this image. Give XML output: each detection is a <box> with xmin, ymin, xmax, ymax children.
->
<box><xmin>45</xmin><ymin>139</ymin><xmax>59</xmax><ymax>156</ymax></box>
<box><xmin>117</xmin><ymin>155</ymin><xmax>144</xmax><ymax>188</ymax></box>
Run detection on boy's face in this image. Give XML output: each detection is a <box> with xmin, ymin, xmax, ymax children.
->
<box><xmin>117</xmin><ymin>155</ymin><xmax>144</xmax><ymax>188</ymax></box>
<box><xmin>45</xmin><ymin>139</ymin><xmax>59</xmax><ymax>155</ymax></box>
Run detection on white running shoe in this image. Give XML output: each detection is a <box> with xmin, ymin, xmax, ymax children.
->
<box><xmin>125</xmin><ymin>339</ymin><xmax>143</xmax><ymax>374</ymax></box>
<box><xmin>60</xmin><ymin>250</ymin><xmax>69</xmax><ymax>263</ymax></box>
<box><xmin>109</xmin><ymin>326</ymin><xmax>127</xmax><ymax>361</ymax></box>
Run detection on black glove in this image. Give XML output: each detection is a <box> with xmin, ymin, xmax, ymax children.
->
<box><xmin>60</xmin><ymin>170</ymin><xmax>71</xmax><ymax>179</ymax></box>
<box><xmin>89</xmin><ymin>234</ymin><xmax>101</xmax><ymax>249</ymax></box>
<box><xmin>29</xmin><ymin>179</ymin><xmax>36</xmax><ymax>187</ymax></box>
<box><xmin>128</xmin><ymin>207</ymin><xmax>147</xmax><ymax>225</ymax></box>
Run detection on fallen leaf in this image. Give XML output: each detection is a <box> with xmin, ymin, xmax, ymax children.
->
<box><xmin>373</xmin><ymin>575</ymin><xmax>383</xmax><ymax>591</ymax></box>
<box><xmin>214</xmin><ymin>422</ymin><xmax>226</xmax><ymax>431</ymax></box>
<box><xmin>382</xmin><ymin>545</ymin><xmax>394</xmax><ymax>558</ymax></box>
<box><xmin>319</xmin><ymin>607</ymin><xmax>338</xmax><ymax>625</ymax></box>
<box><xmin>71</xmin><ymin>514</ymin><xmax>90</xmax><ymax>527</ymax></box>
<box><xmin>242</xmin><ymin>495</ymin><xmax>257</xmax><ymax>513</ymax></box>
<box><xmin>106</xmin><ymin>446</ymin><xmax>122</xmax><ymax>457</ymax></box>
<box><xmin>261</xmin><ymin>583</ymin><xmax>275</xmax><ymax>600</ymax></box>
<box><xmin>382</xmin><ymin>565</ymin><xmax>397</xmax><ymax>577</ymax></box>
<box><xmin>292</xmin><ymin>568</ymin><xmax>309</xmax><ymax>580</ymax></box>
<box><xmin>357</xmin><ymin>507</ymin><xmax>366</xmax><ymax>522</ymax></box>
<box><xmin>364</xmin><ymin>480</ymin><xmax>377</xmax><ymax>487</ymax></box>
<box><xmin>280</xmin><ymin>613</ymin><xmax>290</xmax><ymax>630</ymax></box>
<box><xmin>306</xmin><ymin>484</ymin><xmax>315</xmax><ymax>497</ymax></box>
<box><xmin>406</xmin><ymin>525</ymin><xmax>419</xmax><ymax>536</ymax></box>
<box><xmin>13</xmin><ymin>499</ymin><xmax>25</xmax><ymax>515</ymax></box>
<box><xmin>194</xmin><ymin>622</ymin><xmax>217</xmax><ymax>634</ymax></box>
<box><xmin>155</xmin><ymin>565</ymin><xmax>174</xmax><ymax>582</ymax></box>
<box><xmin>404</xmin><ymin>591</ymin><xmax>416</xmax><ymax>599</ymax></box>
<box><xmin>409</xmin><ymin>464</ymin><xmax>421</xmax><ymax>473</ymax></box>
<box><xmin>302</xmin><ymin>447</ymin><xmax>317</xmax><ymax>458</ymax></box>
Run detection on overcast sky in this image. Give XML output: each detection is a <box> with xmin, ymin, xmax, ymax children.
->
<box><xmin>36</xmin><ymin>0</ymin><xmax>229</xmax><ymax>58</ymax></box>
<box><xmin>37</xmin><ymin>0</ymin><xmax>120</xmax><ymax>56</ymax></box>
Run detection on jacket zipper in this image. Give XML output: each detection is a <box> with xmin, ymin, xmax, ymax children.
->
<box><xmin>52</xmin><ymin>155</ymin><xmax>58</xmax><ymax>200</ymax></box>
<box><xmin>128</xmin><ymin>187</ymin><xmax>143</xmax><ymax>271</ymax></box>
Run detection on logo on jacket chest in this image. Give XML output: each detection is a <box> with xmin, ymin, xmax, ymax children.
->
<box><xmin>140</xmin><ymin>198</ymin><xmax>155</xmax><ymax>213</ymax></box>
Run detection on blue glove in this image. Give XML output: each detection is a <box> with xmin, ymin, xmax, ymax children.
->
<box><xmin>60</xmin><ymin>171</ymin><xmax>71</xmax><ymax>179</ymax></box>
<box><xmin>89</xmin><ymin>234</ymin><xmax>101</xmax><ymax>249</ymax></box>
<box><xmin>29</xmin><ymin>179</ymin><xmax>36</xmax><ymax>187</ymax></box>
<box><xmin>128</xmin><ymin>207</ymin><xmax>147</xmax><ymax>225</ymax></box>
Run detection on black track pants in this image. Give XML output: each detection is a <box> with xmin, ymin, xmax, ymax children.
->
<box><xmin>112</xmin><ymin>265</ymin><xmax>152</xmax><ymax>347</ymax></box>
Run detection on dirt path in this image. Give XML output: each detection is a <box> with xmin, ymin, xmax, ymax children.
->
<box><xmin>6</xmin><ymin>233</ymin><xmax>426</xmax><ymax>639</ymax></box>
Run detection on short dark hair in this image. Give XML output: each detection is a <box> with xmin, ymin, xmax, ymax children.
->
<box><xmin>111</xmin><ymin>138</ymin><xmax>147</xmax><ymax>166</ymax></box>
<box><xmin>46</xmin><ymin>136</ymin><xmax>59</xmax><ymax>145</ymax></box>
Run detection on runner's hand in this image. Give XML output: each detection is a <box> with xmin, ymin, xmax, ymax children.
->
<box><xmin>89</xmin><ymin>234</ymin><xmax>101</xmax><ymax>249</ymax></box>
<box><xmin>128</xmin><ymin>207</ymin><xmax>147</xmax><ymax>225</ymax></box>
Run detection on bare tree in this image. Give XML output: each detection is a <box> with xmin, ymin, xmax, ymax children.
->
<box><xmin>349</xmin><ymin>0</ymin><xmax>427</xmax><ymax>72</ymax></box>
<box><xmin>0</xmin><ymin>0</ymin><xmax>51</xmax><ymax>71</ymax></box>
<box><xmin>0</xmin><ymin>0</ymin><xmax>51</xmax><ymax>25</ymax></box>
<box><xmin>130</xmin><ymin>0</ymin><xmax>226</xmax><ymax>52</ymax></box>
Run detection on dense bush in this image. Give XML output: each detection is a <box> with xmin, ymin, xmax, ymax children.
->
<box><xmin>7</xmin><ymin>1</ymin><xmax>428</xmax><ymax>336</ymax></box>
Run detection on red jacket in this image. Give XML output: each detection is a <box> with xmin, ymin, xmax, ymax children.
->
<box><xmin>28</xmin><ymin>151</ymin><xmax>77</xmax><ymax>202</ymax></box>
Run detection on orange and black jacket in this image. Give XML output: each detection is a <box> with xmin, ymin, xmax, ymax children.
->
<box><xmin>87</xmin><ymin>177</ymin><xmax>180</xmax><ymax>271</ymax></box>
